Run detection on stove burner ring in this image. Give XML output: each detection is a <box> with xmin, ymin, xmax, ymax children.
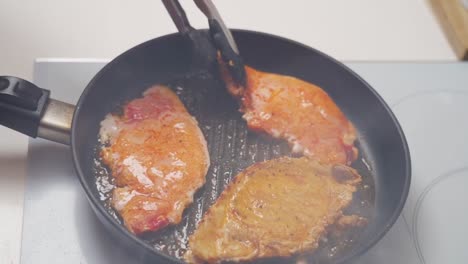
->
<box><xmin>412</xmin><ymin>167</ymin><xmax>468</xmax><ymax>264</ymax></box>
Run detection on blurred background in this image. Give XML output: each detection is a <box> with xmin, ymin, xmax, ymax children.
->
<box><xmin>0</xmin><ymin>0</ymin><xmax>459</xmax><ymax>79</ymax></box>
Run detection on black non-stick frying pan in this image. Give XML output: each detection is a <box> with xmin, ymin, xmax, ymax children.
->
<box><xmin>0</xmin><ymin>1</ymin><xmax>410</xmax><ymax>263</ymax></box>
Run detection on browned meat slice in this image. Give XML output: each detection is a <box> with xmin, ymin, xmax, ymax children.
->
<box><xmin>185</xmin><ymin>157</ymin><xmax>362</xmax><ymax>263</ymax></box>
<box><xmin>99</xmin><ymin>85</ymin><xmax>210</xmax><ymax>235</ymax></box>
<box><xmin>220</xmin><ymin>62</ymin><xmax>358</xmax><ymax>165</ymax></box>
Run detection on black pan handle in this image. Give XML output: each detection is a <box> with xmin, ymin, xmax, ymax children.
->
<box><xmin>0</xmin><ymin>76</ymin><xmax>74</xmax><ymax>145</ymax></box>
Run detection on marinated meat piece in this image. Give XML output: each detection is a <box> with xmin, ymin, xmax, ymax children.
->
<box><xmin>220</xmin><ymin>62</ymin><xmax>358</xmax><ymax>165</ymax></box>
<box><xmin>186</xmin><ymin>157</ymin><xmax>362</xmax><ymax>263</ymax></box>
<box><xmin>100</xmin><ymin>85</ymin><xmax>210</xmax><ymax>235</ymax></box>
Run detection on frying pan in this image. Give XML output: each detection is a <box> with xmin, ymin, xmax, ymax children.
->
<box><xmin>0</xmin><ymin>1</ymin><xmax>410</xmax><ymax>263</ymax></box>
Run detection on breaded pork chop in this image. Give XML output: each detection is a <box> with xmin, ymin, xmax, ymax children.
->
<box><xmin>186</xmin><ymin>157</ymin><xmax>361</xmax><ymax>263</ymax></box>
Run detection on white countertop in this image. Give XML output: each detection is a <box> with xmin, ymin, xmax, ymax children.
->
<box><xmin>0</xmin><ymin>0</ymin><xmax>457</xmax><ymax>263</ymax></box>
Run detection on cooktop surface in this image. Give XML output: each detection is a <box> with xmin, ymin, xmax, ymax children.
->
<box><xmin>21</xmin><ymin>60</ymin><xmax>468</xmax><ymax>264</ymax></box>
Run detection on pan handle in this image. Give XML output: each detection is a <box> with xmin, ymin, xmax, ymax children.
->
<box><xmin>0</xmin><ymin>76</ymin><xmax>74</xmax><ymax>145</ymax></box>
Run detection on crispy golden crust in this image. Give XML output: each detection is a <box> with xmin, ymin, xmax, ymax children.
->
<box><xmin>186</xmin><ymin>157</ymin><xmax>361</xmax><ymax>263</ymax></box>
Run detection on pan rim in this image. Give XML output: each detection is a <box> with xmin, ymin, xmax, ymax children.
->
<box><xmin>71</xmin><ymin>28</ymin><xmax>411</xmax><ymax>264</ymax></box>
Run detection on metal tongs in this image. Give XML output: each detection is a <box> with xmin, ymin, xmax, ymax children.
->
<box><xmin>162</xmin><ymin>0</ymin><xmax>246</xmax><ymax>86</ymax></box>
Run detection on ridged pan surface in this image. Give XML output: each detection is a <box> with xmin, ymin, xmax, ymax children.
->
<box><xmin>93</xmin><ymin>73</ymin><xmax>375</xmax><ymax>263</ymax></box>
<box><xmin>72</xmin><ymin>30</ymin><xmax>409</xmax><ymax>264</ymax></box>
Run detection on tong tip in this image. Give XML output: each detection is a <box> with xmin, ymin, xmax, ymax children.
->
<box><xmin>209</xmin><ymin>19</ymin><xmax>246</xmax><ymax>87</ymax></box>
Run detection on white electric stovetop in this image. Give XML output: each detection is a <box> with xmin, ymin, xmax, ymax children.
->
<box><xmin>20</xmin><ymin>60</ymin><xmax>468</xmax><ymax>264</ymax></box>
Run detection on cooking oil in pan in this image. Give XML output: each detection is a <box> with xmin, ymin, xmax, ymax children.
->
<box><xmin>92</xmin><ymin>77</ymin><xmax>375</xmax><ymax>263</ymax></box>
